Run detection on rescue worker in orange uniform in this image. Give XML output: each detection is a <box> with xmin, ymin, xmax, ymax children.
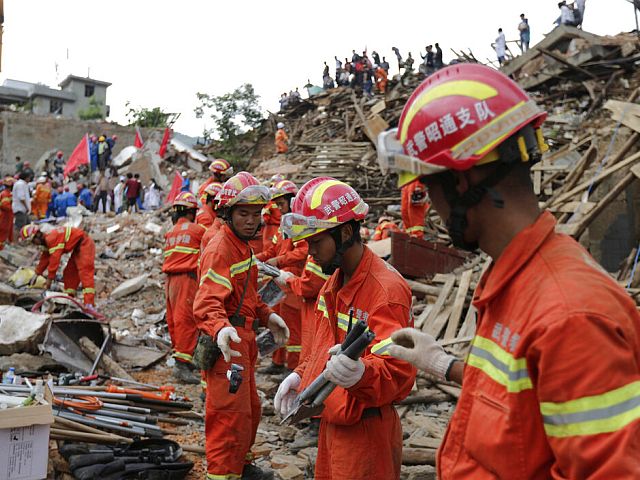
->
<box><xmin>275</xmin><ymin>122</ymin><xmax>289</xmax><ymax>154</ymax></box>
<box><xmin>261</xmin><ymin>175</ymin><xmax>285</xmax><ymax>253</ymax></box>
<box><xmin>198</xmin><ymin>158</ymin><xmax>233</xmax><ymax>204</ymax></box>
<box><xmin>162</xmin><ymin>192</ymin><xmax>206</xmax><ymax>384</ymax></box>
<box><xmin>256</xmin><ymin>180</ymin><xmax>308</xmax><ymax>372</ymax></box>
<box><xmin>371</xmin><ymin>216</ymin><xmax>401</xmax><ymax>241</ymax></box>
<box><xmin>31</xmin><ymin>175</ymin><xmax>51</xmax><ymax>219</ymax></box>
<box><xmin>378</xmin><ymin>64</ymin><xmax>640</xmax><ymax>478</ymax></box>
<box><xmin>193</xmin><ymin>172</ymin><xmax>289</xmax><ymax>480</ymax></box>
<box><xmin>0</xmin><ymin>177</ymin><xmax>14</xmax><ymax>250</ymax></box>
<box><xmin>196</xmin><ymin>182</ymin><xmax>222</xmax><ymax>229</ymax></box>
<box><xmin>274</xmin><ymin>178</ymin><xmax>416</xmax><ymax>480</ymax></box>
<box><xmin>21</xmin><ymin>224</ymin><xmax>96</xmax><ymax>306</ymax></box>
<box><xmin>375</xmin><ymin>65</ymin><xmax>388</xmax><ymax>94</ymax></box>
<box><xmin>400</xmin><ymin>176</ymin><xmax>430</xmax><ymax>238</ymax></box>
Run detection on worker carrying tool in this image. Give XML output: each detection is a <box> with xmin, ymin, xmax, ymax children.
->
<box><xmin>275</xmin><ymin>122</ymin><xmax>289</xmax><ymax>154</ymax></box>
<box><xmin>193</xmin><ymin>172</ymin><xmax>289</xmax><ymax>480</ymax></box>
<box><xmin>257</xmin><ymin>180</ymin><xmax>308</xmax><ymax>372</ymax></box>
<box><xmin>400</xmin><ymin>175</ymin><xmax>430</xmax><ymax>238</ymax></box>
<box><xmin>197</xmin><ymin>158</ymin><xmax>233</xmax><ymax>204</ymax></box>
<box><xmin>196</xmin><ymin>181</ymin><xmax>222</xmax><ymax>229</ymax></box>
<box><xmin>162</xmin><ymin>191</ymin><xmax>206</xmax><ymax>385</ymax></box>
<box><xmin>274</xmin><ymin>177</ymin><xmax>416</xmax><ymax>480</ymax></box>
<box><xmin>377</xmin><ymin>63</ymin><xmax>640</xmax><ymax>478</ymax></box>
<box><xmin>21</xmin><ymin>224</ymin><xmax>96</xmax><ymax>306</ymax></box>
<box><xmin>0</xmin><ymin>177</ymin><xmax>14</xmax><ymax>250</ymax></box>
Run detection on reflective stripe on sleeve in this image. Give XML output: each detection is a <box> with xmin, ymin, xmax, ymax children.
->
<box><xmin>317</xmin><ymin>295</ymin><xmax>327</xmax><ymax>316</ymax></box>
<box><xmin>163</xmin><ymin>246</ymin><xmax>200</xmax><ymax>258</ymax></box>
<box><xmin>305</xmin><ymin>261</ymin><xmax>329</xmax><ymax>280</ymax></box>
<box><xmin>64</xmin><ymin>226</ymin><xmax>72</xmax><ymax>242</ymax></box>
<box><xmin>371</xmin><ymin>338</ymin><xmax>394</xmax><ymax>356</ymax></box>
<box><xmin>206</xmin><ymin>474</ymin><xmax>241</xmax><ymax>480</ymax></box>
<box><xmin>466</xmin><ymin>335</ymin><xmax>532</xmax><ymax>393</ymax></box>
<box><xmin>48</xmin><ymin>243</ymin><xmax>65</xmax><ymax>254</ymax></box>
<box><xmin>286</xmin><ymin>345</ymin><xmax>302</xmax><ymax>353</ymax></box>
<box><xmin>201</xmin><ymin>268</ymin><xmax>232</xmax><ymax>290</ymax></box>
<box><xmin>230</xmin><ymin>256</ymin><xmax>256</xmax><ymax>277</ymax></box>
<box><xmin>541</xmin><ymin>380</ymin><xmax>640</xmax><ymax>438</ymax></box>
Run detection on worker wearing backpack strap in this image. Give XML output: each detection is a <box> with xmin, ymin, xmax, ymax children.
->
<box><xmin>193</xmin><ymin>172</ymin><xmax>289</xmax><ymax>480</ymax></box>
<box><xmin>377</xmin><ymin>63</ymin><xmax>640</xmax><ymax>479</ymax></box>
<box><xmin>274</xmin><ymin>178</ymin><xmax>416</xmax><ymax>480</ymax></box>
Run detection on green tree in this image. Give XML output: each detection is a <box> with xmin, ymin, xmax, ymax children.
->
<box><xmin>78</xmin><ymin>96</ymin><xmax>105</xmax><ymax>120</ymax></box>
<box><xmin>125</xmin><ymin>102</ymin><xmax>177</xmax><ymax>128</ymax></box>
<box><xmin>194</xmin><ymin>83</ymin><xmax>263</xmax><ymax>145</ymax></box>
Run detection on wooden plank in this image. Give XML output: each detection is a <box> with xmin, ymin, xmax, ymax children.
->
<box><xmin>405</xmin><ymin>279</ymin><xmax>442</xmax><ymax>297</ymax></box>
<box><xmin>444</xmin><ymin>269</ymin><xmax>473</xmax><ymax>340</ymax></box>
<box><xmin>538</xmin><ymin>47</ymin><xmax>598</xmax><ymax>79</ymax></box>
<box><xmin>426</xmin><ymin>305</ymin><xmax>453</xmax><ymax>339</ymax></box>
<box><xmin>416</xmin><ymin>275</ymin><xmax>455</xmax><ymax>331</ymax></box>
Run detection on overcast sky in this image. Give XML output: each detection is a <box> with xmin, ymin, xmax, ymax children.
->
<box><xmin>2</xmin><ymin>1</ymin><xmax>636</xmax><ymax>138</ymax></box>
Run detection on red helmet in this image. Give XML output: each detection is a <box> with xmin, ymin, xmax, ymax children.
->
<box><xmin>3</xmin><ymin>176</ymin><xmax>15</xmax><ymax>186</ymax></box>
<box><xmin>281</xmin><ymin>177</ymin><xmax>369</xmax><ymax>241</ymax></box>
<box><xmin>269</xmin><ymin>173</ymin><xmax>285</xmax><ymax>187</ymax></box>
<box><xmin>377</xmin><ymin>63</ymin><xmax>548</xmax><ymax>185</ymax></box>
<box><xmin>217</xmin><ymin>172</ymin><xmax>270</xmax><ymax>209</ymax></box>
<box><xmin>204</xmin><ymin>181</ymin><xmax>223</xmax><ymax>200</ymax></box>
<box><xmin>270</xmin><ymin>180</ymin><xmax>298</xmax><ymax>200</ymax></box>
<box><xmin>209</xmin><ymin>158</ymin><xmax>233</xmax><ymax>176</ymax></box>
<box><xmin>20</xmin><ymin>224</ymin><xmax>40</xmax><ymax>241</ymax></box>
<box><xmin>56</xmin><ymin>151</ymin><xmax>63</xmax><ymax>158</ymax></box>
<box><xmin>172</xmin><ymin>191</ymin><xmax>198</xmax><ymax>209</ymax></box>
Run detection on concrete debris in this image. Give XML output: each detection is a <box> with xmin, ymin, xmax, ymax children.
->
<box><xmin>110</xmin><ymin>273</ymin><xmax>150</xmax><ymax>299</ymax></box>
<box><xmin>0</xmin><ymin>306</ymin><xmax>50</xmax><ymax>355</ymax></box>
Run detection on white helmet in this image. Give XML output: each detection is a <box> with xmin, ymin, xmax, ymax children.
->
<box><xmin>277</xmin><ymin>122</ymin><xmax>285</xmax><ymax>129</ymax></box>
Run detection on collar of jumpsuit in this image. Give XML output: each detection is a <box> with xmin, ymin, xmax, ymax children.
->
<box><xmin>473</xmin><ymin>211</ymin><xmax>555</xmax><ymax>308</ymax></box>
<box><xmin>321</xmin><ymin>241</ymin><xmax>375</xmax><ymax>308</ymax></box>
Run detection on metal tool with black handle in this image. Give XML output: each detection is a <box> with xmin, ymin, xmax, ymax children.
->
<box><xmin>282</xmin><ymin>322</ymin><xmax>375</xmax><ymax>425</ymax></box>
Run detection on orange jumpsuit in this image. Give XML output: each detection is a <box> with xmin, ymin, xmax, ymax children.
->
<box><xmin>0</xmin><ymin>189</ymin><xmax>13</xmax><ymax>250</ymax></box>
<box><xmin>196</xmin><ymin>203</ymin><xmax>216</xmax><ymax>229</ymax></box>
<box><xmin>295</xmin><ymin>246</ymin><xmax>416</xmax><ymax>480</ymax></box>
<box><xmin>375</xmin><ymin>67</ymin><xmax>388</xmax><ymax>94</ymax></box>
<box><xmin>200</xmin><ymin>219</ymin><xmax>224</xmax><ymax>252</ymax></box>
<box><xmin>31</xmin><ymin>183</ymin><xmax>51</xmax><ymax>219</ymax></box>
<box><xmin>257</xmin><ymin>232</ymin><xmax>308</xmax><ymax>369</ymax></box>
<box><xmin>275</xmin><ymin>129</ymin><xmax>289</xmax><ymax>153</ymax></box>
<box><xmin>162</xmin><ymin>217</ymin><xmax>206</xmax><ymax>364</ymax></box>
<box><xmin>193</xmin><ymin>223</ymin><xmax>273</xmax><ymax>478</ymax></box>
<box><xmin>198</xmin><ymin>177</ymin><xmax>216</xmax><ymax>204</ymax></box>
<box><xmin>261</xmin><ymin>201</ymin><xmax>281</xmax><ymax>251</ymax></box>
<box><xmin>438</xmin><ymin>212</ymin><xmax>640</xmax><ymax>479</ymax></box>
<box><xmin>285</xmin><ymin>256</ymin><xmax>328</xmax><ymax>363</ymax></box>
<box><xmin>35</xmin><ymin>227</ymin><xmax>96</xmax><ymax>305</ymax></box>
<box><xmin>372</xmin><ymin>221</ymin><xmax>401</xmax><ymax>241</ymax></box>
<box><xmin>401</xmin><ymin>179</ymin><xmax>429</xmax><ymax>238</ymax></box>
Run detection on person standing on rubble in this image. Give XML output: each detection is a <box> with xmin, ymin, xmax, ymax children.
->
<box><xmin>21</xmin><ymin>224</ymin><xmax>96</xmax><ymax>306</ymax></box>
<box><xmin>31</xmin><ymin>175</ymin><xmax>51</xmax><ymax>219</ymax></box>
<box><xmin>257</xmin><ymin>180</ymin><xmax>308</xmax><ymax>374</ymax></box>
<box><xmin>97</xmin><ymin>136</ymin><xmax>110</xmax><ymax>172</ymax></box>
<box><xmin>162</xmin><ymin>192</ymin><xmax>206</xmax><ymax>384</ymax></box>
<box><xmin>125</xmin><ymin>173</ymin><xmax>140</xmax><ymax>213</ymax></box>
<box><xmin>77</xmin><ymin>182</ymin><xmax>93</xmax><ymax>210</ymax></box>
<box><xmin>375</xmin><ymin>64</ymin><xmax>388</xmax><ymax>94</ymax></box>
<box><xmin>495</xmin><ymin>28</ymin><xmax>506</xmax><ymax>65</ymax></box>
<box><xmin>193</xmin><ymin>172</ymin><xmax>289</xmax><ymax>480</ymax></box>
<box><xmin>12</xmin><ymin>170</ymin><xmax>31</xmax><ymax>236</ymax></box>
<box><xmin>0</xmin><ymin>177</ymin><xmax>14</xmax><ymax>250</ymax></box>
<box><xmin>261</xmin><ymin>174</ymin><xmax>285</xmax><ymax>253</ymax></box>
<box><xmin>275</xmin><ymin>122</ymin><xmax>289</xmax><ymax>154</ymax></box>
<box><xmin>518</xmin><ymin>14</ymin><xmax>530</xmax><ymax>52</ymax></box>
<box><xmin>198</xmin><ymin>158</ymin><xmax>233</xmax><ymax>204</ymax></box>
<box><xmin>113</xmin><ymin>175</ymin><xmax>126</xmax><ymax>214</ymax></box>
<box><xmin>398</xmin><ymin>173</ymin><xmax>430</xmax><ymax>239</ymax></box>
<box><xmin>274</xmin><ymin>177</ymin><xmax>416</xmax><ymax>480</ymax></box>
<box><xmin>377</xmin><ymin>63</ymin><xmax>640</xmax><ymax>478</ymax></box>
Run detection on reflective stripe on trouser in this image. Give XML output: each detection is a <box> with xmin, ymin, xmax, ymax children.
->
<box><xmin>401</xmin><ymin>186</ymin><xmax>428</xmax><ymax>239</ymax></box>
<box><xmin>205</xmin><ymin>326</ymin><xmax>260</xmax><ymax>477</ymax></box>
<box><xmin>62</xmin><ymin>236</ymin><xmax>95</xmax><ymax>305</ymax></box>
<box><xmin>315</xmin><ymin>404</ymin><xmax>402</xmax><ymax>480</ymax></box>
<box><xmin>165</xmin><ymin>273</ymin><xmax>199</xmax><ymax>363</ymax></box>
<box><xmin>273</xmin><ymin>299</ymin><xmax>301</xmax><ymax>370</ymax></box>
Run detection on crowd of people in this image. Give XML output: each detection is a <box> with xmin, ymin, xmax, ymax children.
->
<box><xmin>7</xmin><ymin>54</ymin><xmax>640</xmax><ymax>480</ymax></box>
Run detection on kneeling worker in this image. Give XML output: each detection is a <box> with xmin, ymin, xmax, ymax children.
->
<box><xmin>379</xmin><ymin>63</ymin><xmax>640</xmax><ymax>478</ymax></box>
<box><xmin>193</xmin><ymin>172</ymin><xmax>289</xmax><ymax>480</ymax></box>
<box><xmin>274</xmin><ymin>177</ymin><xmax>416</xmax><ymax>480</ymax></box>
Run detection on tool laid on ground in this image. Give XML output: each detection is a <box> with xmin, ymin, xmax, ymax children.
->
<box><xmin>282</xmin><ymin>319</ymin><xmax>375</xmax><ymax>424</ymax></box>
<box><xmin>88</xmin><ymin>333</ymin><xmax>111</xmax><ymax>376</ymax></box>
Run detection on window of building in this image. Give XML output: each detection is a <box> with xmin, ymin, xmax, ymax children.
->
<box><xmin>50</xmin><ymin>99</ymin><xmax>63</xmax><ymax>114</ymax></box>
<box><xmin>84</xmin><ymin>84</ymin><xmax>95</xmax><ymax>97</ymax></box>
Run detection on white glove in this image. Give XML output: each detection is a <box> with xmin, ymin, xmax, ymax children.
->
<box><xmin>217</xmin><ymin>326</ymin><xmax>241</xmax><ymax>363</ymax></box>
<box><xmin>274</xmin><ymin>270</ymin><xmax>294</xmax><ymax>287</ymax></box>
<box><xmin>274</xmin><ymin>372</ymin><xmax>301</xmax><ymax>417</ymax></box>
<box><xmin>268</xmin><ymin>313</ymin><xmax>290</xmax><ymax>346</ymax></box>
<box><xmin>324</xmin><ymin>344</ymin><xmax>365</xmax><ymax>389</ymax></box>
<box><xmin>388</xmin><ymin>328</ymin><xmax>456</xmax><ymax>381</ymax></box>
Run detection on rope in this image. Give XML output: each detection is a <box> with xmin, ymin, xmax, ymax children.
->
<box><xmin>53</xmin><ymin>395</ymin><xmax>103</xmax><ymax>411</ymax></box>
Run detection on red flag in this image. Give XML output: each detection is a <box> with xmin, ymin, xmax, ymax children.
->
<box><xmin>134</xmin><ymin>127</ymin><xmax>144</xmax><ymax>149</ymax></box>
<box><xmin>158</xmin><ymin>127</ymin><xmax>171</xmax><ymax>157</ymax></box>
<box><xmin>64</xmin><ymin>134</ymin><xmax>90</xmax><ymax>176</ymax></box>
<box><xmin>165</xmin><ymin>171</ymin><xmax>183</xmax><ymax>205</ymax></box>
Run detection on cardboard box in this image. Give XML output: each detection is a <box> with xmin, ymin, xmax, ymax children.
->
<box><xmin>0</xmin><ymin>390</ymin><xmax>54</xmax><ymax>480</ymax></box>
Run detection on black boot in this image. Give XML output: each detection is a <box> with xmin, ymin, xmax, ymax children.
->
<box><xmin>241</xmin><ymin>464</ymin><xmax>274</xmax><ymax>480</ymax></box>
<box><xmin>172</xmin><ymin>362</ymin><xmax>201</xmax><ymax>385</ymax></box>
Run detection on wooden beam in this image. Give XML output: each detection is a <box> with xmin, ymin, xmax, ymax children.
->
<box><xmin>538</xmin><ymin>47</ymin><xmax>598</xmax><ymax>79</ymax></box>
<box><xmin>444</xmin><ymin>269</ymin><xmax>473</xmax><ymax>341</ymax></box>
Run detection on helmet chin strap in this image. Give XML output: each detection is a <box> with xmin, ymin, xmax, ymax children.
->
<box><xmin>323</xmin><ymin>223</ymin><xmax>357</xmax><ymax>275</ymax></box>
<box><xmin>433</xmin><ymin>125</ymin><xmax>542</xmax><ymax>252</ymax></box>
